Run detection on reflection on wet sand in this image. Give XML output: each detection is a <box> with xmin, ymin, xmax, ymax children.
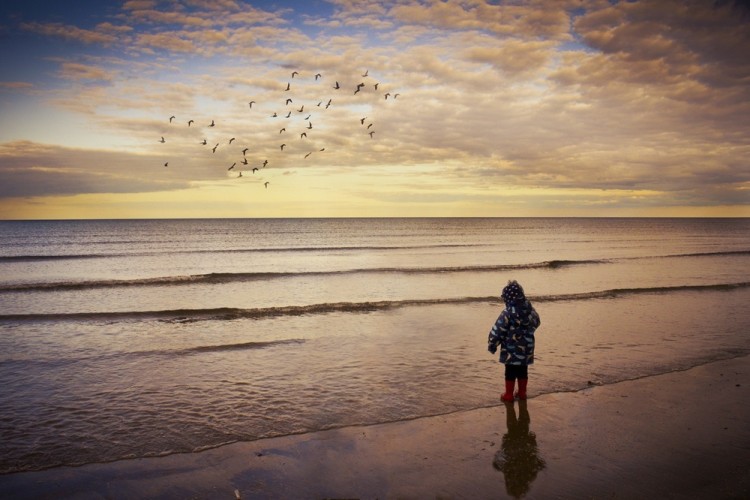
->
<box><xmin>493</xmin><ymin>400</ymin><xmax>546</xmax><ymax>498</ymax></box>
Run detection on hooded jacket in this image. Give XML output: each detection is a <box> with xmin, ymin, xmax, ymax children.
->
<box><xmin>488</xmin><ymin>298</ymin><xmax>541</xmax><ymax>366</ymax></box>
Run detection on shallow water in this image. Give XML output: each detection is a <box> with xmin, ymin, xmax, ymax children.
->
<box><xmin>1</xmin><ymin>218</ymin><xmax>749</xmax><ymax>473</ymax></box>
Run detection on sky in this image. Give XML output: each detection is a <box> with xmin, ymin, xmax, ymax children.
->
<box><xmin>0</xmin><ymin>0</ymin><xmax>748</xmax><ymax>219</ymax></box>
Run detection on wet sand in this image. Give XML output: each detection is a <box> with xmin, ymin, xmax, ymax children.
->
<box><xmin>1</xmin><ymin>355</ymin><xmax>749</xmax><ymax>499</ymax></box>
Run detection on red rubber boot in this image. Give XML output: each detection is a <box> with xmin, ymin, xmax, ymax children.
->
<box><xmin>516</xmin><ymin>378</ymin><xmax>528</xmax><ymax>400</ymax></box>
<box><xmin>501</xmin><ymin>380</ymin><xmax>515</xmax><ymax>402</ymax></box>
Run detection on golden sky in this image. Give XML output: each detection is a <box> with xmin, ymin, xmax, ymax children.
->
<box><xmin>0</xmin><ymin>0</ymin><xmax>748</xmax><ymax>218</ymax></box>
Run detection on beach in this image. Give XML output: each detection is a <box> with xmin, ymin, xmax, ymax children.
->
<box><xmin>1</xmin><ymin>218</ymin><xmax>749</xmax><ymax>497</ymax></box>
<box><xmin>1</xmin><ymin>354</ymin><xmax>748</xmax><ymax>499</ymax></box>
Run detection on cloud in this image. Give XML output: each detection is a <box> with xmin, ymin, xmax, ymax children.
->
<box><xmin>0</xmin><ymin>141</ymin><xmax>189</xmax><ymax>198</ymax></box>
<box><xmin>20</xmin><ymin>22</ymin><xmax>120</xmax><ymax>46</ymax></box>
<box><xmin>59</xmin><ymin>62</ymin><xmax>115</xmax><ymax>82</ymax></box>
<box><xmin>0</xmin><ymin>81</ymin><xmax>33</xmax><ymax>90</ymax></box>
<box><xmin>4</xmin><ymin>0</ymin><xmax>749</xmax><ymax>215</ymax></box>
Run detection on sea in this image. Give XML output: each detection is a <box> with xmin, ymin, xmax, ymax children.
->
<box><xmin>0</xmin><ymin>218</ymin><xmax>748</xmax><ymax>474</ymax></box>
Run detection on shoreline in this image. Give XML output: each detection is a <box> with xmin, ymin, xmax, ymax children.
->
<box><xmin>2</xmin><ymin>355</ymin><xmax>749</xmax><ymax>499</ymax></box>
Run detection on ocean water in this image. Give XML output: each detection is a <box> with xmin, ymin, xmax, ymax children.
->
<box><xmin>0</xmin><ymin>217</ymin><xmax>749</xmax><ymax>474</ymax></box>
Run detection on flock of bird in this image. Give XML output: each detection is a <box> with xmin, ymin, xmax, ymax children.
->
<box><xmin>159</xmin><ymin>69</ymin><xmax>400</xmax><ymax>189</ymax></box>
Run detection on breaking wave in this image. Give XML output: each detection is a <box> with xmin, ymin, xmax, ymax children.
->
<box><xmin>2</xmin><ymin>282</ymin><xmax>747</xmax><ymax>324</ymax></box>
<box><xmin>0</xmin><ymin>259</ymin><xmax>602</xmax><ymax>292</ymax></box>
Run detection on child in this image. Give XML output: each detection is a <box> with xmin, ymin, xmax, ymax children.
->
<box><xmin>488</xmin><ymin>280</ymin><xmax>541</xmax><ymax>402</ymax></box>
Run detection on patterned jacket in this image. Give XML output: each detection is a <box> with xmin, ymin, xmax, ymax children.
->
<box><xmin>488</xmin><ymin>299</ymin><xmax>541</xmax><ymax>366</ymax></box>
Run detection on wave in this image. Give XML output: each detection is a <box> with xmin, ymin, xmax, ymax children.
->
<box><xmin>2</xmin><ymin>282</ymin><xmax>747</xmax><ymax>324</ymax></box>
<box><xmin>4</xmin><ymin>247</ymin><xmax>747</xmax><ymax>264</ymax></box>
<box><xmin>0</xmin><ymin>339</ymin><xmax>305</xmax><ymax>369</ymax></box>
<box><xmin>0</xmin><ymin>259</ymin><xmax>601</xmax><ymax>292</ymax></box>
<box><xmin>0</xmin><ymin>243</ymin><xmax>487</xmax><ymax>263</ymax></box>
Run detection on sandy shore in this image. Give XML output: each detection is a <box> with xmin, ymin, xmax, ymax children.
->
<box><xmin>1</xmin><ymin>355</ymin><xmax>749</xmax><ymax>499</ymax></box>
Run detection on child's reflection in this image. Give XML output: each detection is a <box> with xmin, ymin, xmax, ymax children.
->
<box><xmin>492</xmin><ymin>400</ymin><xmax>546</xmax><ymax>498</ymax></box>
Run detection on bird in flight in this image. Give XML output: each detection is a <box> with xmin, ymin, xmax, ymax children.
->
<box><xmin>291</xmin><ymin>71</ymin><xmax>299</xmax><ymax>78</ymax></box>
<box><xmin>315</xmin><ymin>73</ymin><xmax>322</xmax><ymax>80</ymax></box>
<box><xmin>242</xmin><ymin>148</ymin><xmax>248</xmax><ymax>155</ymax></box>
<box><xmin>304</xmin><ymin>152</ymin><xmax>312</xmax><ymax>158</ymax></box>
<box><xmin>297</xmin><ymin>105</ymin><xmax>305</xmax><ymax>113</ymax></box>
<box><xmin>248</xmin><ymin>101</ymin><xmax>255</xmax><ymax>108</ymax></box>
<box><xmin>286</xmin><ymin>98</ymin><xmax>293</xmax><ymax>105</ymax></box>
<box><xmin>325</xmin><ymin>99</ymin><xmax>332</xmax><ymax>109</ymax></box>
<box><xmin>229</xmin><ymin>137</ymin><xmax>235</xmax><ymax>144</ymax></box>
<box><xmin>384</xmin><ymin>93</ymin><xmax>391</xmax><ymax>99</ymax></box>
<box><xmin>228</xmin><ymin>163</ymin><xmax>236</xmax><ymax>171</ymax></box>
<box><xmin>369</xmin><ymin>131</ymin><xmax>375</xmax><ymax>138</ymax></box>
<box><xmin>159</xmin><ymin>137</ymin><xmax>165</xmax><ymax>143</ymax></box>
<box><xmin>164</xmin><ymin>162</ymin><xmax>168</xmax><ymax>167</ymax></box>
<box><xmin>333</xmin><ymin>81</ymin><xmax>340</xmax><ymax>89</ymax></box>
<box><xmin>241</xmin><ymin>158</ymin><xmax>248</xmax><ymax>165</ymax></box>
<box><xmin>362</xmin><ymin>69</ymin><xmax>368</xmax><ymax>77</ymax></box>
<box><xmin>213</xmin><ymin>144</ymin><xmax>219</xmax><ymax>153</ymax></box>
<box><xmin>188</xmin><ymin>119</ymin><xmax>194</xmax><ymax>126</ymax></box>
<box><xmin>264</xmin><ymin>182</ymin><xmax>270</xmax><ymax>188</ymax></box>
<box><xmin>360</xmin><ymin>117</ymin><xmax>367</xmax><ymax>124</ymax></box>
<box><xmin>280</xmin><ymin>144</ymin><xmax>286</xmax><ymax>150</ymax></box>
<box><xmin>300</xmin><ymin>132</ymin><xmax>307</xmax><ymax>138</ymax></box>
<box><xmin>307</xmin><ymin>122</ymin><xmax>312</xmax><ymax>129</ymax></box>
<box><xmin>252</xmin><ymin>167</ymin><xmax>259</xmax><ymax>173</ymax></box>
<box><xmin>201</xmin><ymin>139</ymin><xmax>207</xmax><ymax>145</ymax></box>
<box><xmin>262</xmin><ymin>160</ymin><xmax>268</xmax><ymax>167</ymax></box>
<box><xmin>279</xmin><ymin>128</ymin><xmax>286</xmax><ymax>134</ymax></box>
<box><xmin>169</xmin><ymin>116</ymin><xmax>175</xmax><ymax>123</ymax></box>
<box><xmin>209</xmin><ymin>120</ymin><xmax>215</xmax><ymax>127</ymax></box>
<box><xmin>285</xmin><ymin>82</ymin><xmax>291</xmax><ymax>91</ymax></box>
